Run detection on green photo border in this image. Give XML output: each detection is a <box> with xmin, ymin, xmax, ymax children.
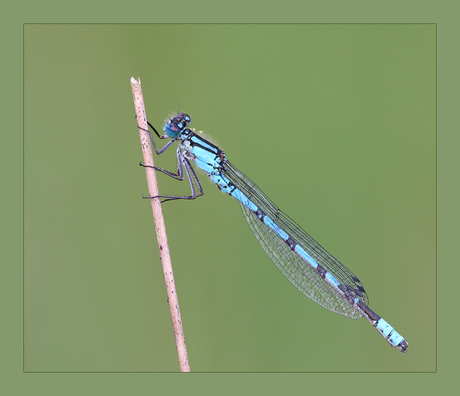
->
<box><xmin>6</xmin><ymin>1</ymin><xmax>455</xmax><ymax>394</ymax></box>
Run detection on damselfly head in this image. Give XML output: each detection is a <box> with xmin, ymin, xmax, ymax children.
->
<box><xmin>164</xmin><ymin>113</ymin><xmax>191</xmax><ymax>139</ymax></box>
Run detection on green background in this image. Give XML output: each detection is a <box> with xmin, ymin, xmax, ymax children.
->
<box><xmin>24</xmin><ymin>24</ymin><xmax>435</xmax><ymax>372</ymax></box>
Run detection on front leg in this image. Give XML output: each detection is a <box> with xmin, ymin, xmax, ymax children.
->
<box><xmin>137</xmin><ymin>123</ymin><xmax>177</xmax><ymax>155</ymax></box>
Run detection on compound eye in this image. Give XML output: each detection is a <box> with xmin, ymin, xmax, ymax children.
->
<box><xmin>173</xmin><ymin>113</ymin><xmax>191</xmax><ymax>129</ymax></box>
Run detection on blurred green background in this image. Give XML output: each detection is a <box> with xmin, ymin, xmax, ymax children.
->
<box><xmin>24</xmin><ymin>24</ymin><xmax>435</xmax><ymax>372</ymax></box>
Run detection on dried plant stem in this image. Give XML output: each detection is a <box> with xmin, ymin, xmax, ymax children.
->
<box><xmin>130</xmin><ymin>77</ymin><xmax>190</xmax><ymax>372</ymax></box>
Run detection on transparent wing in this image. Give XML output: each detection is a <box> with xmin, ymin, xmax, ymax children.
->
<box><xmin>225</xmin><ymin>161</ymin><xmax>368</xmax><ymax>319</ymax></box>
